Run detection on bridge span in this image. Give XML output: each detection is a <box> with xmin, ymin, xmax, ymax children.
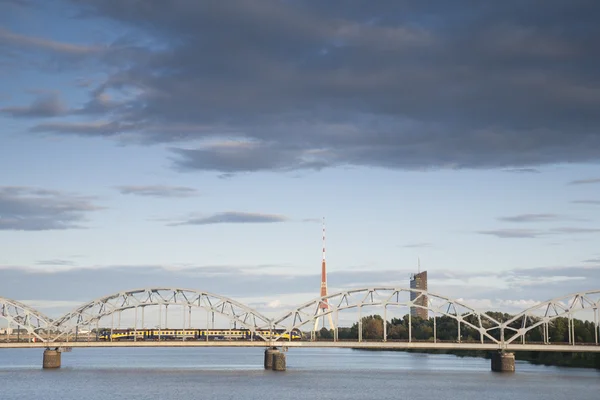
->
<box><xmin>3</xmin><ymin>287</ymin><xmax>600</xmax><ymax>372</ymax></box>
<box><xmin>3</xmin><ymin>340</ymin><xmax>600</xmax><ymax>353</ymax></box>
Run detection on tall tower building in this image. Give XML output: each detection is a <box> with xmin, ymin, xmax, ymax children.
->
<box><xmin>314</xmin><ymin>218</ymin><xmax>335</xmax><ymax>331</ymax></box>
<box><xmin>409</xmin><ymin>260</ymin><xmax>428</xmax><ymax>319</ymax></box>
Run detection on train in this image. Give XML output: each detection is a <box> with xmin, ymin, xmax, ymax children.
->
<box><xmin>98</xmin><ymin>328</ymin><xmax>302</xmax><ymax>341</ymax></box>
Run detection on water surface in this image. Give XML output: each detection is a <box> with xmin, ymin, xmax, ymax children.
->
<box><xmin>1</xmin><ymin>347</ymin><xmax>598</xmax><ymax>400</ymax></box>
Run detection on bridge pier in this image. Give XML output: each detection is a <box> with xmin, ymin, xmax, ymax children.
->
<box><xmin>42</xmin><ymin>348</ymin><xmax>61</xmax><ymax>369</ymax></box>
<box><xmin>264</xmin><ymin>347</ymin><xmax>286</xmax><ymax>371</ymax></box>
<box><xmin>491</xmin><ymin>351</ymin><xmax>515</xmax><ymax>372</ymax></box>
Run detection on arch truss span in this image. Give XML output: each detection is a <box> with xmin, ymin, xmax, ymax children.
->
<box><xmin>271</xmin><ymin>287</ymin><xmax>503</xmax><ymax>344</ymax></box>
<box><xmin>502</xmin><ymin>290</ymin><xmax>600</xmax><ymax>346</ymax></box>
<box><xmin>50</xmin><ymin>288</ymin><xmax>273</xmax><ymax>342</ymax></box>
<box><xmin>0</xmin><ymin>296</ymin><xmax>54</xmax><ymax>342</ymax></box>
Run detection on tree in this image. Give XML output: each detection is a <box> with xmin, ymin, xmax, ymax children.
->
<box><xmin>319</xmin><ymin>327</ymin><xmax>333</xmax><ymax>339</ymax></box>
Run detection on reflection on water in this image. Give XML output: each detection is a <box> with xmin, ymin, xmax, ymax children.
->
<box><xmin>1</xmin><ymin>347</ymin><xmax>599</xmax><ymax>400</ymax></box>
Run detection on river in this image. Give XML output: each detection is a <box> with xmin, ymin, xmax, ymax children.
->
<box><xmin>1</xmin><ymin>347</ymin><xmax>599</xmax><ymax>399</ymax></box>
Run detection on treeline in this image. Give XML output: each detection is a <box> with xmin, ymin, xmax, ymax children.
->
<box><xmin>310</xmin><ymin>312</ymin><xmax>600</xmax><ymax>369</ymax></box>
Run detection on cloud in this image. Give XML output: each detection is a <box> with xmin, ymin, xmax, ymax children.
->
<box><xmin>36</xmin><ymin>259</ymin><xmax>76</xmax><ymax>266</ymax></box>
<box><xmin>0</xmin><ymin>27</ymin><xmax>104</xmax><ymax>55</ymax></box>
<box><xmin>568</xmin><ymin>178</ymin><xmax>600</xmax><ymax>185</ymax></box>
<box><xmin>478</xmin><ymin>229</ymin><xmax>541</xmax><ymax>239</ymax></box>
<box><xmin>0</xmin><ymin>93</ymin><xmax>66</xmax><ymax>118</ymax></box>
<box><xmin>0</xmin><ymin>186</ymin><xmax>102</xmax><ymax>230</ymax></box>
<box><xmin>116</xmin><ymin>185</ymin><xmax>198</xmax><ymax>198</ymax></box>
<box><xmin>30</xmin><ymin>121</ymin><xmax>135</xmax><ymax>136</ymax></box>
<box><xmin>583</xmin><ymin>258</ymin><xmax>600</xmax><ymax>264</ymax></box>
<box><xmin>401</xmin><ymin>242</ymin><xmax>433</xmax><ymax>248</ymax></box>
<box><xmin>503</xmin><ymin>168</ymin><xmax>541</xmax><ymax>174</ymax></box>
<box><xmin>571</xmin><ymin>200</ymin><xmax>600</xmax><ymax>205</ymax></box>
<box><xmin>498</xmin><ymin>213</ymin><xmax>559</xmax><ymax>223</ymax></box>
<box><xmin>19</xmin><ymin>299</ymin><xmax>83</xmax><ymax>310</ymax></box>
<box><xmin>168</xmin><ymin>211</ymin><xmax>288</xmax><ymax>226</ymax></box>
<box><xmin>301</xmin><ymin>218</ymin><xmax>322</xmax><ymax>223</ymax></box>
<box><xmin>1</xmin><ymin>263</ymin><xmax>599</xmax><ymax>318</ymax></box>
<box><xmin>478</xmin><ymin>226</ymin><xmax>600</xmax><ymax>239</ymax></box>
<box><xmin>551</xmin><ymin>227</ymin><xmax>600</xmax><ymax>234</ymax></box>
<box><xmin>5</xmin><ymin>1</ymin><xmax>599</xmax><ymax>173</ymax></box>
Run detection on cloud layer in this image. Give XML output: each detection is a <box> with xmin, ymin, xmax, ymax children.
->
<box><xmin>498</xmin><ymin>214</ymin><xmax>560</xmax><ymax>223</ymax></box>
<box><xmin>3</xmin><ymin>1</ymin><xmax>599</xmax><ymax>173</ymax></box>
<box><xmin>479</xmin><ymin>227</ymin><xmax>600</xmax><ymax>239</ymax></box>
<box><xmin>1</xmin><ymin>262</ymin><xmax>599</xmax><ymax>318</ymax></box>
<box><xmin>168</xmin><ymin>211</ymin><xmax>288</xmax><ymax>226</ymax></box>
<box><xmin>568</xmin><ymin>178</ymin><xmax>600</xmax><ymax>185</ymax></box>
<box><xmin>0</xmin><ymin>186</ymin><xmax>102</xmax><ymax>230</ymax></box>
<box><xmin>116</xmin><ymin>185</ymin><xmax>198</xmax><ymax>198</ymax></box>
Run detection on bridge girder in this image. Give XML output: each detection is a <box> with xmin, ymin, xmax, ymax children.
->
<box><xmin>2</xmin><ymin>288</ymin><xmax>600</xmax><ymax>347</ymax></box>
<box><xmin>271</xmin><ymin>287</ymin><xmax>503</xmax><ymax>343</ymax></box>
<box><xmin>0</xmin><ymin>296</ymin><xmax>54</xmax><ymax>342</ymax></box>
<box><xmin>49</xmin><ymin>288</ymin><xmax>273</xmax><ymax>342</ymax></box>
<box><xmin>502</xmin><ymin>290</ymin><xmax>600</xmax><ymax>345</ymax></box>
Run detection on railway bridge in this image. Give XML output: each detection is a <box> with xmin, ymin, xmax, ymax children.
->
<box><xmin>2</xmin><ymin>287</ymin><xmax>600</xmax><ymax>372</ymax></box>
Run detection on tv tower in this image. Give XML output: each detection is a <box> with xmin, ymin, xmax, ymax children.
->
<box><xmin>314</xmin><ymin>217</ymin><xmax>335</xmax><ymax>331</ymax></box>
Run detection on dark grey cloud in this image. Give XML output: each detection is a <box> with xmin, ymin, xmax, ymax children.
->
<box><xmin>498</xmin><ymin>213</ymin><xmax>559</xmax><ymax>223</ymax></box>
<box><xmin>568</xmin><ymin>178</ymin><xmax>600</xmax><ymax>185</ymax></box>
<box><xmin>0</xmin><ymin>186</ymin><xmax>102</xmax><ymax>230</ymax></box>
<box><xmin>571</xmin><ymin>200</ymin><xmax>600</xmax><ymax>205</ymax></box>
<box><xmin>0</xmin><ymin>26</ymin><xmax>103</xmax><ymax>56</ymax></box>
<box><xmin>116</xmin><ymin>185</ymin><xmax>197</xmax><ymax>198</ymax></box>
<box><xmin>168</xmin><ymin>211</ymin><xmax>288</xmax><ymax>226</ymax></box>
<box><xmin>30</xmin><ymin>121</ymin><xmax>134</xmax><ymax>136</ymax></box>
<box><xmin>0</xmin><ymin>93</ymin><xmax>66</xmax><ymax>118</ymax></box>
<box><xmin>2</xmin><ymin>0</ymin><xmax>597</xmax><ymax>173</ymax></box>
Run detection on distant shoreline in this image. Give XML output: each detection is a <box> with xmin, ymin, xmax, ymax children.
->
<box><xmin>353</xmin><ymin>347</ymin><xmax>600</xmax><ymax>369</ymax></box>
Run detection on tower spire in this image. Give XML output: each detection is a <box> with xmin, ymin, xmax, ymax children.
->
<box><xmin>314</xmin><ymin>217</ymin><xmax>335</xmax><ymax>332</ymax></box>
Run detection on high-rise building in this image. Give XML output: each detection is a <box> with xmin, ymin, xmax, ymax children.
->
<box><xmin>410</xmin><ymin>269</ymin><xmax>428</xmax><ymax>319</ymax></box>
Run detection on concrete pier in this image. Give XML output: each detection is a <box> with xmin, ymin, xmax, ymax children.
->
<box><xmin>264</xmin><ymin>347</ymin><xmax>286</xmax><ymax>371</ymax></box>
<box><xmin>264</xmin><ymin>348</ymin><xmax>279</xmax><ymax>369</ymax></box>
<box><xmin>272</xmin><ymin>352</ymin><xmax>286</xmax><ymax>371</ymax></box>
<box><xmin>43</xmin><ymin>349</ymin><xmax>61</xmax><ymax>369</ymax></box>
<box><xmin>491</xmin><ymin>351</ymin><xmax>515</xmax><ymax>372</ymax></box>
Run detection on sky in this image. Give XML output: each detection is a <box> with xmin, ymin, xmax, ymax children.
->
<box><xmin>1</xmin><ymin>0</ymin><xmax>600</xmax><ymax>324</ymax></box>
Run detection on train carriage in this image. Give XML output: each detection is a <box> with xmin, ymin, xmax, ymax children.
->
<box><xmin>98</xmin><ymin>328</ymin><xmax>302</xmax><ymax>341</ymax></box>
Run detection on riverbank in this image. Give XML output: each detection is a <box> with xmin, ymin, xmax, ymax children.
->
<box><xmin>355</xmin><ymin>347</ymin><xmax>600</xmax><ymax>369</ymax></box>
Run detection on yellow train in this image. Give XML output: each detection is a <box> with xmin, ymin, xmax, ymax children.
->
<box><xmin>98</xmin><ymin>328</ymin><xmax>302</xmax><ymax>341</ymax></box>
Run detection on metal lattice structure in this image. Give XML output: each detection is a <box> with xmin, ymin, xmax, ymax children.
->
<box><xmin>271</xmin><ymin>287</ymin><xmax>503</xmax><ymax>343</ymax></box>
<box><xmin>50</xmin><ymin>288</ymin><xmax>272</xmax><ymax>342</ymax></box>
<box><xmin>502</xmin><ymin>290</ymin><xmax>600</xmax><ymax>346</ymax></box>
<box><xmin>2</xmin><ymin>287</ymin><xmax>600</xmax><ymax>348</ymax></box>
<box><xmin>0</xmin><ymin>296</ymin><xmax>54</xmax><ymax>342</ymax></box>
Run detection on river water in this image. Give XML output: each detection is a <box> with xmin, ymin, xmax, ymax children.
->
<box><xmin>1</xmin><ymin>347</ymin><xmax>599</xmax><ymax>399</ymax></box>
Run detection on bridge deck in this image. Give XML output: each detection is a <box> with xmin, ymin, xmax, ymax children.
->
<box><xmin>2</xmin><ymin>341</ymin><xmax>600</xmax><ymax>352</ymax></box>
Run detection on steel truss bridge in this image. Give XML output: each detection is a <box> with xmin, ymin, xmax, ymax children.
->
<box><xmin>2</xmin><ymin>287</ymin><xmax>600</xmax><ymax>353</ymax></box>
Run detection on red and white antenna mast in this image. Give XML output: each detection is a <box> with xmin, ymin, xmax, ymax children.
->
<box><xmin>315</xmin><ymin>217</ymin><xmax>335</xmax><ymax>332</ymax></box>
<box><xmin>320</xmin><ymin>217</ymin><xmax>328</xmax><ymax>302</ymax></box>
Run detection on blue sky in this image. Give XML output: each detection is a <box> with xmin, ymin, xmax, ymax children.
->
<box><xmin>1</xmin><ymin>0</ymin><xmax>600</xmax><ymax>321</ymax></box>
